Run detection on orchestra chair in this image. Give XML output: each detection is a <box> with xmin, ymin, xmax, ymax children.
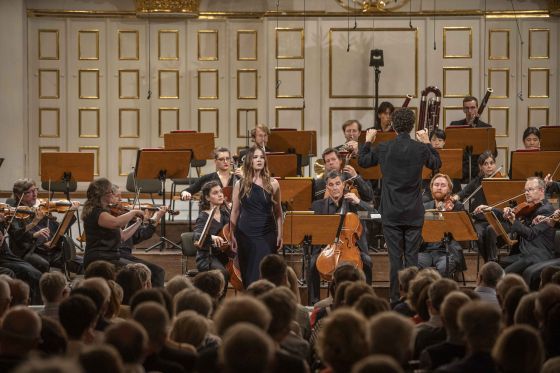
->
<box><xmin>125</xmin><ymin>172</ymin><xmax>161</xmax><ymax>204</ymax></box>
<box><xmin>180</xmin><ymin>232</ymin><xmax>199</xmax><ymax>278</ymax></box>
<box><xmin>169</xmin><ymin>177</ymin><xmax>198</xmax><ymax>222</ymax></box>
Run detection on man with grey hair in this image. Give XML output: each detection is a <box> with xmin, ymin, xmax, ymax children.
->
<box><xmin>474</xmin><ymin>261</ymin><xmax>504</xmax><ymax>307</ymax></box>
<box><xmin>0</xmin><ymin>306</ymin><xmax>42</xmax><ymax>371</ymax></box>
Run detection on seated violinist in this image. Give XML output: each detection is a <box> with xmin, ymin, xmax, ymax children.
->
<box><xmin>180</xmin><ymin>147</ymin><xmax>241</xmax><ymax>201</ymax></box>
<box><xmin>191</xmin><ymin>181</ymin><xmax>231</xmax><ymax>287</ymax></box>
<box><xmin>7</xmin><ymin>179</ymin><xmax>80</xmax><ymax>273</ymax></box>
<box><xmin>314</xmin><ymin>148</ymin><xmax>373</xmax><ymax>202</ymax></box>
<box><xmin>475</xmin><ymin>177</ymin><xmax>555</xmax><ymax>274</ymax></box>
<box><xmin>418</xmin><ymin>174</ymin><xmax>466</xmax><ymax>277</ymax></box>
<box><xmin>308</xmin><ymin>170</ymin><xmax>375</xmax><ymax>305</ymax></box>
<box><xmin>111</xmin><ymin>185</ymin><xmax>166</xmax><ymax>287</ymax></box>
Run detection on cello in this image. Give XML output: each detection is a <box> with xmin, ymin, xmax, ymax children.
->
<box><xmin>316</xmin><ymin>184</ymin><xmax>363</xmax><ymax>281</ymax></box>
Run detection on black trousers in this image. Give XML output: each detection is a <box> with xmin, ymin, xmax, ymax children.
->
<box><xmin>382</xmin><ymin>224</ymin><xmax>423</xmax><ymax>302</ymax></box>
<box><xmin>1</xmin><ymin>253</ymin><xmax>42</xmax><ymax>304</ymax></box>
<box><xmin>474</xmin><ymin>221</ymin><xmax>498</xmax><ymax>262</ymax></box>
<box><xmin>196</xmin><ymin>250</ymin><xmax>230</xmax><ymax>293</ymax></box>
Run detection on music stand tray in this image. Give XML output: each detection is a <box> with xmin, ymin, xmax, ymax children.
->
<box><xmin>511</xmin><ymin>151</ymin><xmax>560</xmax><ymax>180</ymax></box>
<box><xmin>481</xmin><ymin>180</ymin><xmax>526</xmax><ymax>209</ymax></box>
<box><xmin>278</xmin><ymin>178</ymin><xmax>313</xmax><ymax>211</ymax></box>
<box><xmin>539</xmin><ymin>126</ymin><xmax>560</xmax><ymax>151</ymax></box>
<box><xmin>163</xmin><ymin>132</ymin><xmax>215</xmax><ymax>160</ymax></box>
<box><xmin>268</xmin><ymin>130</ymin><xmax>317</xmax><ymax>157</ymax></box>
<box><xmin>422</xmin><ymin>149</ymin><xmax>463</xmax><ymax>180</ymax></box>
<box><xmin>444</xmin><ymin>127</ymin><xmax>497</xmax><ymax>155</ymax></box>
<box><xmin>45</xmin><ymin>207</ymin><xmax>77</xmax><ymax>250</ymax></box>
<box><xmin>41</xmin><ymin>152</ymin><xmax>94</xmax><ymax>184</ymax></box>
<box><xmin>267</xmin><ymin>153</ymin><xmax>298</xmax><ymax>177</ymax></box>
<box><xmin>483</xmin><ymin>211</ymin><xmax>518</xmax><ymax>248</ymax></box>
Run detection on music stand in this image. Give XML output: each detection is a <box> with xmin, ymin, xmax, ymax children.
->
<box><xmin>269</xmin><ymin>130</ymin><xmax>317</xmax><ymax>176</ymax></box>
<box><xmin>483</xmin><ymin>211</ymin><xmax>518</xmax><ymax>248</ymax></box>
<box><xmin>539</xmin><ymin>126</ymin><xmax>560</xmax><ymax>151</ymax></box>
<box><xmin>278</xmin><ymin>178</ymin><xmax>313</xmax><ymax>211</ymax></box>
<box><xmin>45</xmin><ymin>207</ymin><xmax>77</xmax><ymax>249</ymax></box>
<box><xmin>135</xmin><ymin>149</ymin><xmax>191</xmax><ymax>252</ymax></box>
<box><xmin>353</xmin><ymin>131</ymin><xmax>398</xmax><ymax>180</ymax></box>
<box><xmin>422</xmin><ymin>211</ymin><xmax>477</xmax><ymax>277</ymax></box>
<box><xmin>282</xmin><ymin>212</ymin><xmax>340</xmax><ymax>286</ymax></box>
<box><xmin>163</xmin><ymin>132</ymin><xmax>214</xmax><ymax>160</ymax></box>
<box><xmin>422</xmin><ymin>149</ymin><xmax>463</xmax><ymax>180</ymax></box>
<box><xmin>511</xmin><ymin>150</ymin><xmax>560</xmax><ymax>180</ymax></box>
<box><xmin>266</xmin><ymin>153</ymin><xmax>298</xmax><ymax>177</ymax></box>
<box><xmin>482</xmin><ymin>180</ymin><xmax>526</xmax><ymax>209</ymax></box>
<box><xmin>445</xmin><ymin>127</ymin><xmax>497</xmax><ymax>181</ymax></box>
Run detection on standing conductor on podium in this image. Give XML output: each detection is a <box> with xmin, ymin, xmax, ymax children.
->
<box><xmin>358</xmin><ymin>108</ymin><xmax>441</xmax><ymax>302</ymax></box>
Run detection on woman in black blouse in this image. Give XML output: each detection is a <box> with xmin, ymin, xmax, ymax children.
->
<box><xmin>82</xmin><ymin>178</ymin><xmax>144</xmax><ymax>268</ymax></box>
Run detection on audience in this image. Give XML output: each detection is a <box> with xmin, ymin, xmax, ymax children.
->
<box><xmin>352</xmin><ymin>355</ymin><xmax>404</xmax><ymax>373</ymax></box>
<box><xmin>474</xmin><ymin>261</ymin><xmax>503</xmax><ymax>307</ymax></box>
<box><xmin>0</xmin><ymin>279</ymin><xmax>11</xmax><ymax>319</ymax></box>
<box><xmin>171</xmin><ymin>310</ymin><xmax>210</xmax><ymax>351</ymax></box>
<box><xmin>368</xmin><ymin>312</ymin><xmax>414</xmax><ymax>368</ymax></box>
<box><xmin>0</xmin><ymin>306</ymin><xmax>42</xmax><ymax>372</ymax></box>
<box><xmin>513</xmin><ymin>292</ymin><xmax>539</xmax><ymax>328</ymax></box>
<box><xmin>39</xmin><ymin>271</ymin><xmax>68</xmax><ymax>321</ymax></box>
<box><xmin>84</xmin><ymin>260</ymin><xmax>116</xmax><ymax>281</ymax></box>
<box><xmin>496</xmin><ymin>273</ymin><xmax>528</xmax><ymax>306</ymax></box>
<box><xmin>502</xmin><ymin>285</ymin><xmax>529</xmax><ymax>326</ymax></box>
<box><xmin>38</xmin><ymin>315</ymin><xmax>68</xmax><ymax>356</ymax></box>
<box><xmin>9</xmin><ymin>279</ymin><xmax>30</xmax><ymax>306</ymax></box>
<box><xmin>59</xmin><ymin>294</ymin><xmax>98</xmax><ymax>356</ymax></box>
<box><xmin>492</xmin><ymin>324</ymin><xmax>544</xmax><ymax>373</ymax></box>
<box><xmin>220</xmin><ymin>323</ymin><xmax>275</xmax><ymax>373</ymax></box>
<box><xmin>392</xmin><ymin>266</ymin><xmax>419</xmax><ymax>316</ymax></box>
<box><xmin>104</xmin><ymin>320</ymin><xmax>147</xmax><ymax>372</ymax></box>
<box><xmin>174</xmin><ymin>287</ymin><xmax>213</xmax><ymax>317</ymax></box>
<box><xmin>165</xmin><ymin>275</ymin><xmax>194</xmax><ymax>299</ymax></box>
<box><xmin>79</xmin><ymin>344</ymin><xmax>125</xmax><ymax>373</ymax></box>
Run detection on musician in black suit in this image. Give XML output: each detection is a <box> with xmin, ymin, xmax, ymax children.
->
<box><xmin>308</xmin><ymin>171</ymin><xmax>375</xmax><ymax>305</ymax></box>
<box><xmin>358</xmin><ymin>108</ymin><xmax>441</xmax><ymax>302</ymax></box>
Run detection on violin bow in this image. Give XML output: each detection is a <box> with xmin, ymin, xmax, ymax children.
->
<box><xmin>460</xmin><ymin>165</ymin><xmax>503</xmax><ymax>206</ymax></box>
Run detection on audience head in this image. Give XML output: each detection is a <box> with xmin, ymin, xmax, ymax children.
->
<box><xmin>105</xmin><ymin>280</ymin><xmax>123</xmax><ymax>319</ymax></box>
<box><xmin>9</xmin><ymin>279</ymin><xmax>30</xmax><ymax>306</ymax></box>
<box><xmin>333</xmin><ymin>281</ymin><xmax>353</xmax><ymax>309</ymax></box>
<box><xmin>84</xmin><ymin>260</ymin><xmax>116</xmax><ymax>281</ymax></box>
<box><xmin>174</xmin><ymin>288</ymin><xmax>213</xmax><ymax>317</ymax></box>
<box><xmin>0</xmin><ymin>279</ymin><xmax>11</xmax><ymax>318</ymax></box>
<box><xmin>104</xmin><ymin>320</ymin><xmax>147</xmax><ymax>365</ymax></box>
<box><xmin>59</xmin><ymin>294</ymin><xmax>98</xmax><ymax>341</ymax></box>
<box><xmin>428</xmin><ymin>278</ymin><xmax>459</xmax><ymax>314</ymax></box>
<box><xmin>79</xmin><ymin>344</ymin><xmax>125</xmax><ymax>373</ymax></box>
<box><xmin>12</xmin><ymin>357</ymin><xmax>82</xmax><ymax>373</ymax></box>
<box><xmin>115</xmin><ymin>266</ymin><xmax>144</xmax><ymax>305</ymax></box>
<box><xmin>220</xmin><ymin>323</ymin><xmax>275</xmax><ymax>373</ymax></box>
<box><xmin>129</xmin><ymin>288</ymin><xmax>165</xmax><ymax>315</ymax></box>
<box><xmin>318</xmin><ymin>309</ymin><xmax>368</xmax><ymax>373</ymax></box>
<box><xmin>213</xmin><ymin>296</ymin><xmax>271</xmax><ymax>336</ymax></box>
<box><xmin>398</xmin><ymin>266</ymin><xmax>418</xmax><ymax>297</ymax></box>
<box><xmin>39</xmin><ymin>271</ymin><xmax>68</xmax><ymax>304</ymax></box>
<box><xmin>132</xmin><ymin>302</ymin><xmax>169</xmax><ymax>350</ymax></box>
<box><xmin>368</xmin><ymin>312</ymin><xmax>415</xmax><ymax>366</ymax></box>
<box><xmin>125</xmin><ymin>263</ymin><xmax>151</xmax><ymax>289</ymax></box>
<box><xmin>170</xmin><ymin>310</ymin><xmax>209</xmax><ymax>349</ymax></box>
<box><xmin>0</xmin><ymin>306</ymin><xmax>42</xmax><ymax>355</ymax></box>
<box><xmin>440</xmin><ymin>291</ymin><xmax>471</xmax><ymax>339</ymax></box>
<box><xmin>513</xmin><ymin>292</ymin><xmax>539</xmax><ymax>329</ymax></box>
<box><xmin>78</xmin><ymin>278</ymin><xmax>111</xmax><ymax>314</ymax></box>
<box><xmin>502</xmin><ymin>285</ymin><xmax>529</xmax><ymax>326</ymax></box>
<box><xmin>496</xmin><ymin>273</ymin><xmax>528</xmax><ymax>306</ymax></box>
<box><xmin>540</xmin><ymin>266</ymin><xmax>560</xmax><ymax>289</ymax></box>
<box><xmin>492</xmin><ymin>324</ymin><xmax>544</xmax><ymax>373</ymax></box>
<box><xmin>477</xmin><ymin>261</ymin><xmax>504</xmax><ymax>288</ymax></box>
<box><xmin>193</xmin><ymin>270</ymin><xmax>225</xmax><ymax>301</ymax></box>
<box><xmin>245</xmin><ymin>279</ymin><xmax>276</xmax><ymax>297</ymax></box>
<box><xmin>258</xmin><ymin>287</ymin><xmax>296</xmax><ymax>342</ymax></box>
<box><xmin>259</xmin><ymin>254</ymin><xmax>288</xmax><ymax>286</ymax></box>
<box><xmin>352</xmin><ymin>355</ymin><xmax>404</xmax><ymax>373</ymax></box>
<box><xmin>165</xmin><ymin>275</ymin><xmax>193</xmax><ymax>299</ymax></box>
<box><xmin>343</xmin><ymin>281</ymin><xmax>376</xmax><ymax>307</ymax></box>
<box><xmin>353</xmin><ymin>294</ymin><xmax>390</xmax><ymax>319</ymax></box>
<box><xmin>542</xmin><ymin>357</ymin><xmax>560</xmax><ymax>373</ymax></box>
<box><xmin>333</xmin><ymin>263</ymin><xmax>366</xmax><ymax>292</ymax></box>
<box><xmin>38</xmin><ymin>315</ymin><xmax>67</xmax><ymax>356</ymax></box>
<box><xmin>459</xmin><ymin>301</ymin><xmax>502</xmax><ymax>353</ymax></box>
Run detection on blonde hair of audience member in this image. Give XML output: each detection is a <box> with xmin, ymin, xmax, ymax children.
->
<box><xmin>317</xmin><ymin>309</ymin><xmax>368</xmax><ymax>373</ymax></box>
<box><xmin>542</xmin><ymin>356</ymin><xmax>560</xmax><ymax>373</ymax></box>
<box><xmin>496</xmin><ymin>273</ymin><xmax>528</xmax><ymax>306</ymax></box>
<box><xmin>398</xmin><ymin>266</ymin><xmax>419</xmax><ymax>299</ymax></box>
<box><xmin>165</xmin><ymin>275</ymin><xmax>194</xmax><ymax>299</ymax></box>
<box><xmin>171</xmin><ymin>310</ymin><xmax>210</xmax><ymax>349</ymax></box>
<box><xmin>126</xmin><ymin>263</ymin><xmax>152</xmax><ymax>288</ymax></box>
<box><xmin>352</xmin><ymin>355</ymin><xmax>404</xmax><ymax>373</ymax></box>
<box><xmin>105</xmin><ymin>280</ymin><xmax>124</xmax><ymax>320</ymax></box>
<box><xmin>513</xmin><ymin>292</ymin><xmax>539</xmax><ymax>329</ymax></box>
<box><xmin>104</xmin><ymin>319</ymin><xmax>148</xmax><ymax>366</ymax></box>
<box><xmin>344</xmin><ymin>281</ymin><xmax>376</xmax><ymax>307</ymax></box>
<box><xmin>0</xmin><ymin>279</ymin><xmax>11</xmax><ymax>319</ymax></box>
<box><xmin>174</xmin><ymin>288</ymin><xmax>213</xmax><ymax>318</ymax></box>
<box><xmin>368</xmin><ymin>312</ymin><xmax>415</xmax><ymax>366</ymax></box>
<box><xmin>219</xmin><ymin>322</ymin><xmax>275</xmax><ymax>373</ymax></box>
<box><xmin>12</xmin><ymin>357</ymin><xmax>82</xmax><ymax>373</ymax></box>
<box><xmin>459</xmin><ymin>301</ymin><xmax>502</xmax><ymax>353</ymax></box>
<box><xmin>416</xmin><ymin>267</ymin><xmax>442</xmax><ymax>282</ymax></box>
<box><xmin>245</xmin><ymin>279</ymin><xmax>276</xmax><ymax>297</ymax></box>
<box><xmin>213</xmin><ymin>295</ymin><xmax>272</xmax><ymax>336</ymax></box>
<box><xmin>492</xmin><ymin>324</ymin><xmax>544</xmax><ymax>373</ymax></box>
<box><xmin>39</xmin><ymin>271</ymin><xmax>68</xmax><ymax>304</ymax></box>
<box><xmin>440</xmin><ymin>291</ymin><xmax>471</xmax><ymax>340</ymax></box>
<box><xmin>353</xmin><ymin>294</ymin><xmax>390</xmax><ymax>319</ymax></box>
<box><xmin>79</xmin><ymin>344</ymin><xmax>125</xmax><ymax>373</ymax></box>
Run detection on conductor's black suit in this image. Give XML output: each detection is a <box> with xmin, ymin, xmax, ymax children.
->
<box><xmin>358</xmin><ymin>132</ymin><xmax>441</xmax><ymax>301</ymax></box>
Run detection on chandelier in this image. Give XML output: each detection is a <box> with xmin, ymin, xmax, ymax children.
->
<box><xmin>335</xmin><ymin>0</ymin><xmax>410</xmax><ymax>12</ymax></box>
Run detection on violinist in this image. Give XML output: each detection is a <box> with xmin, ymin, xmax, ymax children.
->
<box><xmin>454</xmin><ymin>151</ymin><xmax>502</xmax><ymax>262</ymax></box>
<box><xmin>111</xmin><ymin>185</ymin><xmax>166</xmax><ymax>287</ymax></box>
<box><xmin>308</xmin><ymin>170</ymin><xmax>375</xmax><ymax>305</ymax></box>
<box><xmin>313</xmin><ymin>148</ymin><xmax>373</xmax><ymax>202</ymax></box>
<box><xmin>476</xmin><ymin>177</ymin><xmax>555</xmax><ymax>275</ymax></box>
<box><xmin>180</xmin><ymin>147</ymin><xmax>242</xmax><ymax>201</ymax></box>
<box><xmin>81</xmin><ymin>178</ymin><xmax>145</xmax><ymax>269</ymax></box>
<box><xmin>192</xmin><ymin>180</ymin><xmax>230</xmax><ymax>287</ymax></box>
<box><xmin>8</xmin><ymin>179</ymin><xmax>79</xmax><ymax>273</ymax></box>
<box><xmin>544</xmin><ymin>173</ymin><xmax>560</xmax><ymax>196</ymax></box>
<box><xmin>373</xmin><ymin>102</ymin><xmax>395</xmax><ymax>133</ymax></box>
<box><xmin>418</xmin><ymin>174</ymin><xmax>466</xmax><ymax>277</ymax></box>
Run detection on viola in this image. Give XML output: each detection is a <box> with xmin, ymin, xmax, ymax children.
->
<box><xmin>512</xmin><ymin>201</ymin><xmax>541</xmax><ymax>218</ymax></box>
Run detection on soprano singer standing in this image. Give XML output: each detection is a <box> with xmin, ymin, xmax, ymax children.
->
<box><xmin>230</xmin><ymin>145</ymin><xmax>283</xmax><ymax>288</ymax></box>
<box><xmin>358</xmin><ymin>108</ymin><xmax>442</xmax><ymax>302</ymax></box>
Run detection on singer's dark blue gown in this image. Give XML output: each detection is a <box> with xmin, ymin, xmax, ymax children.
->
<box><xmin>235</xmin><ymin>183</ymin><xmax>277</xmax><ymax>288</ymax></box>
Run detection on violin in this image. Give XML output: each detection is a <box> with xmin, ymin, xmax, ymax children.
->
<box><xmin>0</xmin><ymin>204</ymin><xmax>35</xmax><ymax>220</ymax></box>
<box><xmin>511</xmin><ymin>201</ymin><xmax>541</xmax><ymax>219</ymax></box>
<box><xmin>435</xmin><ymin>196</ymin><xmax>455</xmax><ymax>212</ymax></box>
<box><xmin>109</xmin><ymin>201</ymin><xmax>179</xmax><ymax>217</ymax></box>
<box><xmin>37</xmin><ymin>199</ymin><xmax>77</xmax><ymax>214</ymax></box>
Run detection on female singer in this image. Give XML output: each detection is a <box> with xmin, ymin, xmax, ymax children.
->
<box><xmin>81</xmin><ymin>178</ymin><xmax>144</xmax><ymax>268</ymax></box>
<box><xmin>374</xmin><ymin>101</ymin><xmax>395</xmax><ymax>132</ymax></box>
<box><xmin>192</xmin><ymin>180</ymin><xmax>230</xmax><ymax>285</ymax></box>
<box><xmin>230</xmin><ymin>145</ymin><xmax>283</xmax><ymax>288</ymax></box>
<box><xmin>522</xmin><ymin>127</ymin><xmax>541</xmax><ymax>150</ymax></box>
<box><xmin>453</xmin><ymin>151</ymin><xmax>501</xmax><ymax>262</ymax></box>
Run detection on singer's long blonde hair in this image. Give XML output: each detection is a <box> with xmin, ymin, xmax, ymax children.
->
<box><xmin>238</xmin><ymin>146</ymin><xmax>273</xmax><ymax>200</ymax></box>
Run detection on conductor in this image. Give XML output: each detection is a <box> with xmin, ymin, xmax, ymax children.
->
<box><xmin>358</xmin><ymin>108</ymin><xmax>441</xmax><ymax>302</ymax></box>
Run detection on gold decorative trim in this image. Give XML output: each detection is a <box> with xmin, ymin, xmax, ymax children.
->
<box><xmin>443</xmin><ymin>67</ymin><xmax>472</xmax><ymax>98</ymax></box>
<box><xmin>488</xmin><ymin>29</ymin><xmax>510</xmax><ymax>60</ymax></box>
<box><xmin>275</xmin><ymin>107</ymin><xmax>305</xmax><ymax>130</ymax></box>
<box><xmin>118</xmin><ymin>30</ymin><xmax>139</xmax><ymax>60</ymax></box>
<box><xmin>39</xmin><ymin>108</ymin><xmax>60</xmax><ymax>138</ymax></box>
<box><xmin>488</xmin><ymin>68</ymin><xmax>509</xmax><ymax>99</ymax></box>
<box><xmin>276</xmin><ymin>28</ymin><xmax>304</xmax><ymax>59</ymax></box>
<box><xmin>329</xmin><ymin>27</ymin><xmax>418</xmax><ymax>98</ymax></box>
<box><xmin>197</xmin><ymin>30</ymin><xmax>219</xmax><ymax>61</ymax></box>
<box><xmin>119</xmin><ymin>108</ymin><xmax>140</xmax><ymax>138</ymax></box>
<box><xmin>38</xmin><ymin>29</ymin><xmax>59</xmax><ymax>60</ymax></box>
<box><xmin>443</xmin><ymin>27</ymin><xmax>472</xmax><ymax>59</ymax></box>
<box><xmin>528</xmin><ymin>68</ymin><xmax>550</xmax><ymax>98</ymax></box>
<box><xmin>38</xmin><ymin>69</ymin><xmax>60</xmax><ymax>99</ymax></box>
<box><xmin>328</xmin><ymin>107</ymin><xmax>372</xmax><ymax>146</ymax></box>
<box><xmin>78</xmin><ymin>107</ymin><xmax>100</xmax><ymax>138</ymax></box>
<box><xmin>237</xmin><ymin>69</ymin><xmax>258</xmax><ymax>100</ymax></box>
<box><xmin>527</xmin><ymin>106</ymin><xmax>549</xmax><ymax>127</ymax></box>
<box><xmin>275</xmin><ymin>67</ymin><xmax>304</xmax><ymax>99</ymax></box>
<box><xmin>197</xmin><ymin>108</ymin><xmax>219</xmax><ymax>137</ymax></box>
<box><xmin>529</xmin><ymin>28</ymin><xmax>550</xmax><ymax>59</ymax></box>
<box><xmin>158</xmin><ymin>107</ymin><xmax>179</xmax><ymax>137</ymax></box>
<box><xmin>78</xmin><ymin>30</ymin><xmax>100</xmax><ymax>60</ymax></box>
<box><xmin>79</xmin><ymin>69</ymin><xmax>100</xmax><ymax>99</ymax></box>
<box><xmin>39</xmin><ymin>146</ymin><xmax>61</xmax><ymax>175</ymax></box>
<box><xmin>119</xmin><ymin>69</ymin><xmax>140</xmax><ymax>99</ymax></box>
<box><xmin>487</xmin><ymin>106</ymin><xmax>509</xmax><ymax>137</ymax></box>
<box><xmin>442</xmin><ymin>106</ymin><xmax>464</xmax><ymax>129</ymax></box>
<box><xmin>158</xmin><ymin>29</ymin><xmax>179</xmax><ymax>60</ymax></box>
<box><xmin>237</xmin><ymin>108</ymin><xmax>257</xmax><ymax>138</ymax></box>
<box><xmin>197</xmin><ymin>69</ymin><xmax>219</xmax><ymax>100</ymax></box>
<box><xmin>158</xmin><ymin>69</ymin><xmax>180</xmax><ymax>99</ymax></box>
<box><xmin>78</xmin><ymin>146</ymin><xmax>100</xmax><ymax>176</ymax></box>
<box><xmin>134</xmin><ymin>0</ymin><xmax>199</xmax><ymax>17</ymax></box>
<box><xmin>118</xmin><ymin>147</ymin><xmax>139</xmax><ymax>176</ymax></box>
<box><xmin>237</xmin><ymin>30</ymin><xmax>257</xmax><ymax>61</ymax></box>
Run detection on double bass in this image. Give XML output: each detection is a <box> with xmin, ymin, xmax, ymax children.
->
<box><xmin>316</xmin><ymin>185</ymin><xmax>363</xmax><ymax>281</ymax></box>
